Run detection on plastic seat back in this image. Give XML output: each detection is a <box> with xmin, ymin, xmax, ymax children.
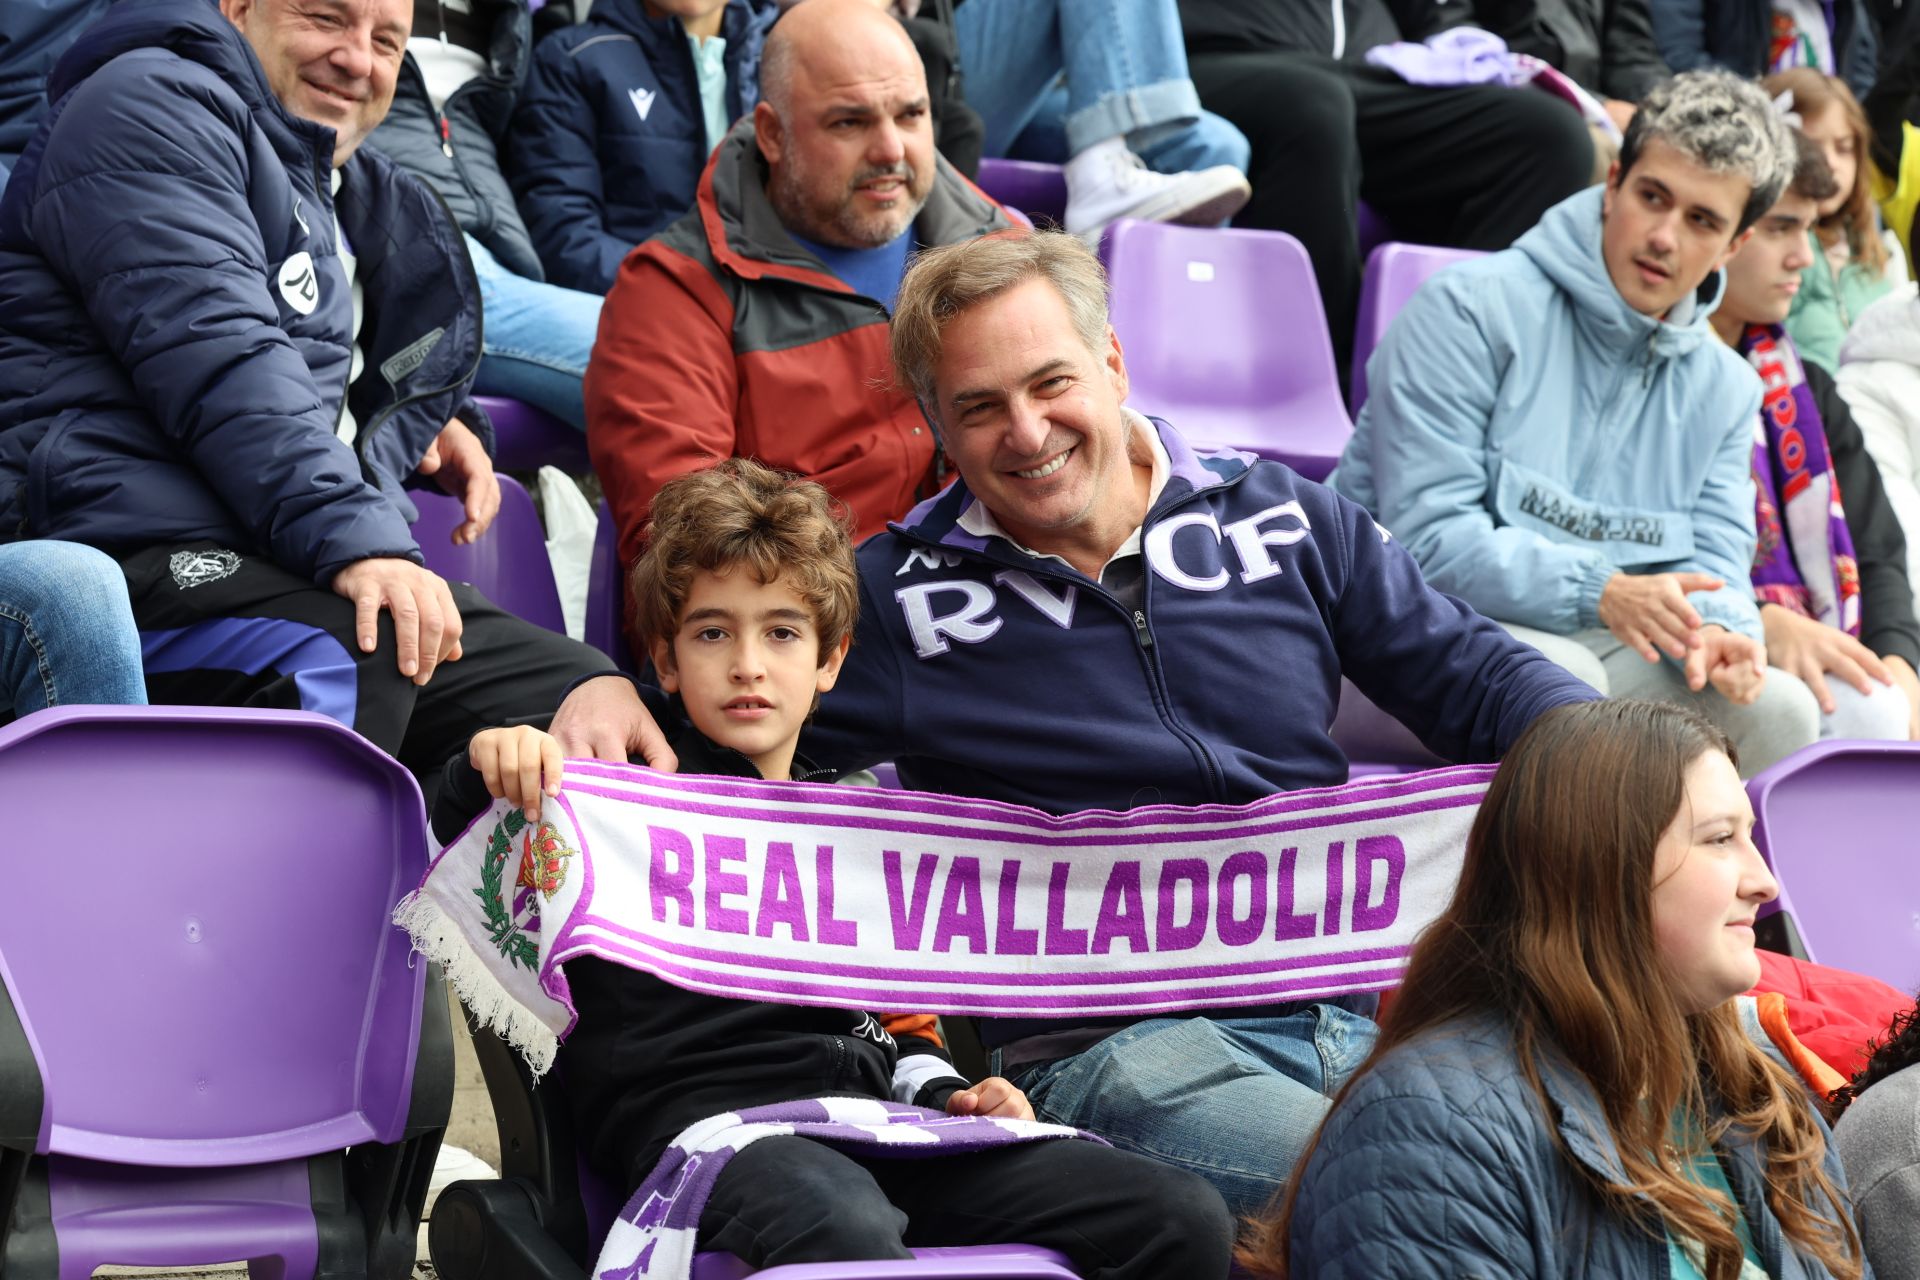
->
<box><xmin>1349</xmin><ymin>242</ymin><xmax>1483</xmax><ymax>414</ymax></box>
<box><xmin>974</xmin><ymin>159</ymin><xmax>1066</xmax><ymax>225</ymax></box>
<box><xmin>0</xmin><ymin>706</ymin><xmax>428</xmax><ymax>1166</ymax></box>
<box><xmin>1101</xmin><ymin>219</ymin><xmax>1352</xmax><ymax>480</ymax></box>
<box><xmin>1747</xmin><ymin>740</ymin><xmax>1920</xmax><ymax>992</ymax></box>
<box><xmin>414</xmin><ymin>473</ymin><xmax>567</xmax><ymax>635</ymax></box>
<box><xmin>473</xmin><ymin>395</ymin><xmax>589</xmax><ymax>474</ymax></box>
<box><xmin>585</xmin><ymin>499</ymin><xmax>635</xmax><ymax>672</ymax></box>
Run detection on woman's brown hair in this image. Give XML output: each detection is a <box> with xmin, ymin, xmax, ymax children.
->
<box><xmin>1765</xmin><ymin>68</ymin><xmax>1889</xmax><ymax>276</ymax></box>
<box><xmin>1240</xmin><ymin>700</ymin><xmax>1862</xmax><ymax>1280</ymax></box>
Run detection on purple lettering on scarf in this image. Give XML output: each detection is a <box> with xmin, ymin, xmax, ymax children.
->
<box><xmin>1274</xmin><ymin>847</ymin><xmax>1316</xmax><ymax>941</ymax></box>
<box><xmin>1045</xmin><ymin>861</ymin><xmax>1090</xmax><ymax>955</ymax></box>
<box><xmin>814</xmin><ymin>845</ymin><xmax>859</xmax><ymax>947</ymax></box>
<box><xmin>883</xmin><ymin>850</ymin><xmax>941</xmax><ymax>951</ymax></box>
<box><xmin>1156</xmin><ymin>858</ymin><xmax>1211</xmax><ymax>952</ymax></box>
<box><xmin>648</xmin><ymin>825</ymin><xmax>696</xmax><ymax>926</ymax></box>
<box><xmin>1323</xmin><ymin>840</ymin><xmax>1346</xmax><ymax>936</ymax></box>
<box><xmin>1091</xmin><ymin>861</ymin><xmax>1148</xmax><ymax>954</ymax></box>
<box><xmin>994</xmin><ymin>859</ymin><xmax>1041</xmax><ymax>955</ymax></box>
<box><xmin>932</xmin><ymin>856</ymin><xmax>988</xmax><ymax>954</ymax></box>
<box><xmin>702</xmin><ymin>834</ymin><xmax>750</xmax><ymax>934</ymax></box>
<box><xmin>1216</xmin><ymin>850</ymin><xmax>1268</xmax><ymax>947</ymax></box>
<box><xmin>755</xmin><ymin>841</ymin><xmax>810</xmax><ymax>942</ymax></box>
<box><xmin>1351</xmin><ymin>835</ymin><xmax>1405</xmax><ymax>934</ymax></box>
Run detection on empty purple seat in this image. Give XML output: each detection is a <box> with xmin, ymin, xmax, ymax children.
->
<box><xmin>0</xmin><ymin>705</ymin><xmax>450</xmax><ymax>1279</ymax></box>
<box><xmin>413</xmin><ymin>472</ymin><xmax>567</xmax><ymax>635</ymax></box>
<box><xmin>1746</xmin><ymin>740</ymin><xmax>1920</xmax><ymax>992</ymax></box>
<box><xmin>975</xmin><ymin>158</ymin><xmax>1067</xmax><ymax>226</ymax></box>
<box><xmin>473</xmin><ymin>395</ymin><xmax>590</xmax><ymax>474</ymax></box>
<box><xmin>1348</xmin><ymin>242</ymin><xmax>1483</xmax><ymax>414</ymax></box>
<box><xmin>689</xmin><ymin>1246</ymin><xmax>1079</xmax><ymax>1277</ymax></box>
<box><xmin>1101</xmin><ymin>219</ymin><xmax>1352</xmax><ymax>480</ymax></box>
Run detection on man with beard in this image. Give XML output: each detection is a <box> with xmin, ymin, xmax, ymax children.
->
<box><xmin>584</xmin><ymin>0</ymin><xmax>1012</xmax><ymax>578</ymax></box>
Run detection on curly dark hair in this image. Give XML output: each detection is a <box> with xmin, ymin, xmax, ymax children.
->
<box><xmin>1833</xmin><ymin>997</ymin><xmax>1920</xmax><ymax>1111</ymax></box>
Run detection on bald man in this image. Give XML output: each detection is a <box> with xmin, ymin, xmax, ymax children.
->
<box><xmin>584</xmin><ymin>0</ymin><xmax>1013</xmax><ymax>582</ymax></box>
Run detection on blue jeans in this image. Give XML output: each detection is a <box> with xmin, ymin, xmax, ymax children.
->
<box><xmin>0</xmin><ymin>540</ymin><xmax>147</xmax><ymax>717</ymax></box>
<box><xmin>466</xmin><ymin>234</ymin><xmax>602</xmax><ymax>431</ymax></box>
<box><xmin>954</xmin><ymin>0</ymin><xmax>1249</xmax><ymax>173</ymax></box>
<box><xmin>1000</xmin><ymin>1007</ymin><xmax>1378</xmax><ymax>1219</ymax></box>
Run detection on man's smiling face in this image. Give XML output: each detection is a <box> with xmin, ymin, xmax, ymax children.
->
<box><xmin>223</xmin><ymin>0</ymin><xmax>410</xmax><ymax>168</ymax></box>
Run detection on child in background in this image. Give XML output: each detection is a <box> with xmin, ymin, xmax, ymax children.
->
<box><xmin>434</xmin><ymin>458</ymin><xmax>1232</xmax><ymax>1276</ymax></box>
<box><xmin>1244</xmin><ymin>699</ymin><xmax>1866</xmax><ymax>1279</ymax></box>
<box><xmin>1769</xmin><ymin>68</ymin><xmax>1908</xmax><ymax>375</ymax></box>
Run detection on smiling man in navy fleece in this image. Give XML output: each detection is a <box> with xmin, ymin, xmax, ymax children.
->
<box><xmin>539</xmin><ymin>229</ymin><xmax>1598</xmax><ymax>1217</ymax></box>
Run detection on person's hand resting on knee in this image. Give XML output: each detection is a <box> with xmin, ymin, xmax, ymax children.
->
<box><xmin>1596</xmin><ymin>570</ymin><xmax>1725</xmax><ymax>662</ymax></box>
<box><xmin>945</xmin><ymin>1077</ymin><xmax>1035</xmax><ymax>1122</ymax></box>
<box><xmin>1761</xmin><ymin>603</ymin><xmax>1895</xmax><ymax>715</ymax></box>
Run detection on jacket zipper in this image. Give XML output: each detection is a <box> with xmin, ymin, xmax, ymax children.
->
<box><xmin>894</xmin><ymin>475</ymin><xmax>1247</xmax><ymax>805</ymax></box>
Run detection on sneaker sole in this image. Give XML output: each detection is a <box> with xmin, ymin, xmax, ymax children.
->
<box><xmin>1067</xmin><ymin>172</ymin><xmax>1253</xmax><ymax>239</ymax></box>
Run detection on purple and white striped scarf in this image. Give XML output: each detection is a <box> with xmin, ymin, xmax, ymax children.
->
<box><xmin>1743</xmin><ymin>324</ymin><xmax>1861</xmax><ymax>634</ymax></box>
<box><xmin>592</xmin><ymin>1098</ymin><xmax>1097</xmax><ymax>1280</ymax></box>
<box><xmin>396</xmin><ymin>762</ymin><xmax>1489</xmax><ymax>1075</ymax></box>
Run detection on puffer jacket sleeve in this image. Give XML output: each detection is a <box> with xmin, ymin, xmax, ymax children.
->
<box><xmin>29</xmin><ymin>57</ymin><xmax>417</xmax><ymax>583</ymax></box>
<box><xmin>1677</xmin><ymin>379</ymin><xmax>1765</xmax><ymax>642</ymax></box>
<box><xmin>507</xmin><ymin>35</ymin><xmax>635</xmax><ymax>294</ymax></box>
<box><xmin>1838</xmin><ymin>358</ymin><xmax>1920</xmax><ymax>603</ymax></box>
<box><xmin>1600</xmin><ymin>0</ymin><xmax>1671</xmax><ymax>102</ymax></box>
<box><xmin>1354</xmin><ymin>274</ymin><xmax>1620</xmax><ymax>634</ymax></box>
<box><xmin>1288</xmin><ymin>1087</ymin><xmax>1542</xmax><ymax>1278</ymax></box>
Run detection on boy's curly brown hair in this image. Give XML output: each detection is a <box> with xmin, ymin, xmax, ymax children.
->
<box><xmin>629</xmin><ymin>458</ymin><xmax>858</xmax><ymax>663</ymax></box>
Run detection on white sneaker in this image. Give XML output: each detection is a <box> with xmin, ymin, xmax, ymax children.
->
<box><xmin>1063</xmin><ymin>138</ymin><xmax>1251</xmax><ymax>240</ymax></box>
<box><xmin>425</xmin><ymin>1142</ymin><xmax>498</xmax><ymax>1216</ymax></box>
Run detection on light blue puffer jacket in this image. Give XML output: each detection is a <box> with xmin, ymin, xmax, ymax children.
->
<box><xmin>1334</xmin><ymin>185</ymin><xmax>1766</xmax><ymax>642</ymax></box>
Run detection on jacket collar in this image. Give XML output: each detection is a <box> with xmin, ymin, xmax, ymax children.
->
<box><xmin>54</xmin><ymin>0</ymin><xmax>334</xmax><ymax>183</ymax></box>
<box><xmin>694</xmin><ymin>118</ymin><xmax>1011</xmax><ymax>294</ymax></box>
<box><xmin>669</xmin><ymin>722</ymin><xmax>827</xmax><ymax>782</ymax></box>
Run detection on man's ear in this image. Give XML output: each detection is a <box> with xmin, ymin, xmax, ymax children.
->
<box><xmin>1104</xmin><ymin>325</ymin><xmax>1129</xmax><ymax>405</ymax></box>
<box><xmin>754</xmin><ymin>100</ymin><xmax>785</xmax><ymax>167</ymax></box>
<box><xmin>1600</xmin><ymin>158</ymin><xmax>1623</xmax><ymax>220</ymax></box>
<box><xmin>815</xmin><ymin>633</ymin><xmax>852</xmax><ymax>695</ymax></box>
<box><xmin>651</xmin><ymin>638</ymin><xmax>680</xmax><ymax>694</ymax></box>
<box><xmin>1712</xmin><ymin>225</ymin><xmax>1756</xmax><ymax>274</ymax></box>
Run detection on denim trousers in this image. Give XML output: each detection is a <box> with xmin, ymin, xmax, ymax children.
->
<box><xmin>466</xmin><ymin>234</ymin><xmax>603</xmax><ymax>432</ymax></box>
<box><xmin>953</xmin><ymin>0</ymin><xmax>1249</xmax><ymax>172</ymax></box>
<box><xmin>1000</xmin><ymin>1006</ymin><xmax>1379</xmax><ymax>1219</ymax></box>
<box><xmin>0</xmin><ymin>540</ymin><xmax>147</xmax><ymax>717</ymax></box>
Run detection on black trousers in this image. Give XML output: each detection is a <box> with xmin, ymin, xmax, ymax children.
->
<box><xmin>120</xmin><ymin>541</ymin><xmax>607</xmax><ymax>795</ymax></box>
<box><xmin>1187</xmin><ymin>52</ymin><xmax>1595</xmax><ymax>371</ymax></box>
<box><xmin>696</xmin><ymin>1133</ymin><xmax>1234</xmax><ymax>1279</ymax></box>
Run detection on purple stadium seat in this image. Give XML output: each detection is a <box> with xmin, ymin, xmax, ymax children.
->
<box><xmin>975</xmin><ymin>158</ymin><xmax>1067</xmax><ymax>225</ymax></box>
<box><xmin>1354</xmin><ymin>202</ymin><xmax>1394</xmax><ymax>264</ymax></box>
<box><xmin>413</xmin><ymin>472</ymin><xmax>567</xmax><ymax>635</ymax></box>
<box><xmin>1348</xmin><ymin>242</ymin><xmax>1483</xmax><ymax>414</ymax></box>
<box><xmin>1746</xmin><ymin>740</ymin><xmax>1920</xmax><ymax>993</ymax></box>
<box><xmin>473</xmin><ymin>395</ymin><xmax>590</xmax><ymax>474</ymax></box>
<box><xmin>689</xmin><ymin>1247</ymin><xmax>1079</xmax><ymax>1278</ymax></box>
<box><xmin>0</xmin><ymin>705</ymin><xmax>450</xmax><ymax>1279</ymax></box>
<box><xmin>585</xmin><ymin>498</ymin><xmax>636</xmax><ymax>672</ymax></box>
<box><xmin>1100</xmin><ymin>218</ymin><xmax>1352</xmax><ymax>480</ymax></box>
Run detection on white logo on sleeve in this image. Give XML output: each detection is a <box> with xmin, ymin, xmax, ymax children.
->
<box><xmin>276</xmin><ymin>251</ymin><xmax>319</xmax><ymax>315</ymax></box>
<box><xmin>629</xmin><ymin>86</ymin><xmax>657</xmax><ymax>121</ymax></box>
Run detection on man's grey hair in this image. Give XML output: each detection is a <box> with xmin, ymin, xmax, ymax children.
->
<box><xmin>1617</xmin><ymin>70</ymin><xmax>1796</xmax><ymax>232</ymax></box>
<box><xmin>759</xmin><ymin>26</ymin><xmax>796</xmax><ymax>119</ymax></box>
<box><xmin>890</xmin><ymin>231</ymin><xmax>1111</xmax><ymax>409</ymax></box>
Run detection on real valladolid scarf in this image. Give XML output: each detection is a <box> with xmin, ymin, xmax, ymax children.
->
<box><xmin>397</xmin><ymin>761</ymin><xmax>1491</xmax><ymax>1279</ymax></box>
<box><xmin>1743</xmin><ymin>324</ymin><xmax>1861</xmax><ymax>634</ymax></box>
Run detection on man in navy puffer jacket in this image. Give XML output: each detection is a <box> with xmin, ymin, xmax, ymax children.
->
<box><xmin>0</xmin><ymin>0</ymin><xmax>605</xmax><ymax>786</ymax></box>
<box><xmin>506</xmin><ymin>0</ymin><xmax>774</xmax><ymax>295</ymax></box>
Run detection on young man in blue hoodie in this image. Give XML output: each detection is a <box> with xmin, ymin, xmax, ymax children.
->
<box><xmin>538</xmin><ymin>228</ymin><xmax>1599</xmax><ymax>1217</ymax></box>
<box><xmin>1337</xmin><ymin>69</ymin><xmax>1825</xmax><ymax>776</ymax></box>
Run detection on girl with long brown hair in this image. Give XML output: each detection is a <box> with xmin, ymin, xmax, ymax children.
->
<box><xmin>1766</xmin><ymin>68</ymin><xmax>1904</xmax><ymax>376</ymax></box>
<box><xmin>1242</xmin><ymin>699</ymin><xmax>1866</xmax><ymax>1279</ymax></box>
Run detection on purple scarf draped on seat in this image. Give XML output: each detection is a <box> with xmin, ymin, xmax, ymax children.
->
<box><xmin>1742</xmin><ymin>325</ymin><xmax>1860</xmax><ymax>635</ymax></box>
